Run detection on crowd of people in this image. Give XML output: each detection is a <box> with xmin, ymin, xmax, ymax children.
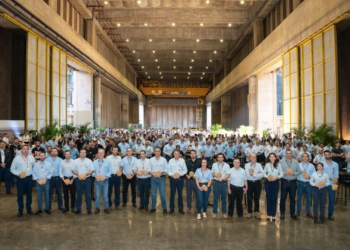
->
<box><xmin>1</xmin><ymin>128</ymin><xmax>349</xmax><ymax>224</ymax></box>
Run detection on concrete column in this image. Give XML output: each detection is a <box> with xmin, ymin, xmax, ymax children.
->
<box><xmin>221</xmin><ymin>95</ymin><xmax>231</xmax><ymax>128</ymax></box>
<box><xmin>212</xmin><ymin>75</ymin><xmax>216</xmax><ymax>89</ymax></box>
<box><xmin>257</xmin><ymin>73</ymin><xmax>275</xmax><ymax>132</ymax></box>
<box><xmin>129</xmin><ymin>99</ymin><xmax>139</xmax><ymax>124</ymax></box>
<box><xmin>253</xmin><ymin>19</ymin><xmax>264</xmax><ymax>48</ymax></box>
<box><xmin>49</xmin><ymin>0</ymin><xmax>58</xmax><ymax>13</ymax></box>
<box><xmin>93</xmin><ymin>76</ymin><xmax>102</xmax><ymax>128</ymax></box>
<box><xmin>85</xmin><ymin>19</ymin><xmax>96</xmax><ymax>48</ymax></box>
<box><xmin>293</xmin><ymin>0</ymin><xmax>301</xmax><ymax>10</ymax></box>
<box><xmin>206</xmin><ymin>103</ymin><xmax>212</xmax><ymax>129</ymax></box>
<box><xmin>248</xmin><ymin>76</ymin><xmax>258</xmax><ymax>129</ymax></box>
<box><xmin>211</xmin><ymin>101</ymin><xmax>221</xmax><ymax>126</ymax></box>
<box><xmin>224</xmin><ymin>60</ymin><xmax>230</xmax><ymax>77</ymax></box>
<box><xmin>121</xmin><ymin>94</ymin><xmax>129</xmax><ymax>128</ymax></box>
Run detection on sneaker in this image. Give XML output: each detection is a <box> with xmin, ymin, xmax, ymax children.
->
<box><xmin>223</xmin><ymin>214</ymin><xmax>228</xmax><ymax>219</ymax></box>
<box><xmin>202</xmin><ymin>212</ymin><xmax>207</xmax><ymax>218</ymax></box>
<box><xmin>197</xmin><ymin>214</ymin><xmax>201</xmax><ymax>220</ymax></box>
<box><xmin>212</xmin><ymin>214</ymin><xmax>217</xmax><ymax>219</ymax></box>
<box><xmin>246</xmin><ymin>213</ymin><xmax>252</xmax><ymax>219</ymax></box>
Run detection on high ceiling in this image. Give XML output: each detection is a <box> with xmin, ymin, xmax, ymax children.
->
<box><xmin>83</xmin><ymin>0</ymin><xmax>268</xmax><ymax>83</ymax></box>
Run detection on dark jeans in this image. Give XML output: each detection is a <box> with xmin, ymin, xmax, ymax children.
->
<box><xmin>137</xmin><ymin>177</ymin><xmax>151</xmax><ymax>206</ymax></box>
<box><xmin>196</xmin><ymin>183</ymin><xmax>211</xmax><ymax>213</ymax></box>
<box><xmin>49</xmin><ymin>177</ymin><xmax>63</xmax><ymax>209</ymax></box>
<box><xmin>108</xmin><ymin>175</ymin><xmax>121</xmax><ymax>207</ymax></box>
<box><xmin>186</xmin><ymin>178</ymin><xmax>197</xmax><ymax>209</ymax></box>
<box><xmin>76</xmin><ymin>178</ymin><xmax>92</xmax><ymax>211</ymax></box>
<box><xmin>165</xmin><ymin>155</ymin><xmax>171</xmax><ymax>162</ymax></box>
<box><xmin>0</xmin><ymin>167</ymin><xmax>11</xmax><ymax>192</ymax></box>
<box><xmin>280</xmin><ymin>179</ymin><xmax>297</xmax><ymax>215</ymax></box>
<box><xmin>265</xmin><ymin>180</ymin><xmax>279</xmax><ymax>216</ymax></box>
<box><xmin>91</xmin><ymin>177</ymin><xmax>95</xmax><ymax>199</ymax></box>
<box><xmin>16</xmin><ymin>176</ymin><xmax>33</xmax><ymax>212</ymax></box>
<box><xmin>247</xmin><ymin>180</ymin><xmax>262</xmax><ymax>213</ymax></box>
<box><xmin>228</xmin><ymin>185</ymin><xmax>244</xmax><ymax>217</ymax></box>
<box><xmin>170</xmin><ymin>177</ymin><xmax>184</xmax><ymax>210</ymax></box>
<box><xmin>62</xmin><ymin>178</ymin><xmax>76</xmax><ymax>210</ymax></box>
<box><xmin>257</xmin><ymin>154</ymin><xmax>265</xmax><ymax>163</ymax></box>
<box><xmin>224</xmin><ymin>158</ymin><xmax>233</xmax><ymax>168</ymax></box>
<box><xmin>326</xmin><ymin>185</ymin><xmax>335</xmax><ymax>215</ymax></box>
<box><xmin>205</xmin><ymin>157</ymin><xmax>213</xmax><ymax>169</ymax></box>
<box><xmin>312</xmin><ymin>187</ymin><xmax>327</xmax><ymax>219</ymax></box>
<box><xmin>122</xmin><ymin>175</ymin><xmax>136</xmax><ymax>204</ymax></box>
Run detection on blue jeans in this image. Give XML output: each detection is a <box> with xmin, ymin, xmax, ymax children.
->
<box><xmin>151</xmin><ymin>176</ymin><xmax>167</xmax><ymax>209</ymax></box>
<box><xmin>16</xmin><ymin>176</ymin><xmax>33</xmax><ymax>211</ymax></box>
<box><xmin>36</xmin><ymin>181</ymin><xmax>50</xmax><ymax>210</ymax></box>
<box><xmin>326</xmin><ymin>185</ymin><xmax>335</xmax><ymax>215</ymax></box>
<box><xmin>196</xmin><ymin>183</ymin><xmax>211</xmax><ymax>213</ymax></box>
<box><xmin>265</xmin><ymin>180</ymin><xmax>279</xmax><ymax>216</ymax></box>
<box><xmin>297</xmin><ymin>181</ymin><xmax>312</xmax><ymax>214</ymax></box>
<box><xmin>170</xmin><ymin>177</ymin><xmax>184</xmax><ymax>210</ymax></box>
<box><xmin>138</xmin><ymin>177</ymin><xmax>151</xmax><ymax>206</ymax></box>
<box><xmin>186</xmin><ymin>178</ymin><xmax>197</xmax><ymax>209</ymax></box>
<box><xmin>213</xmin><ymin>181</ymin><xmax>227</xmax><ymax>214</ymax></box>
<box><xmin>76</xmin><ymin>178</ymin><xmax>92</xmax><ymax>211</ymax></box>
<box><xmin>95</xmin><ymin>180</ymin><xmax>109</xmax><ymax>209</ymax></box>
<box><xmin>49</xmin><ymin>177</ymin><xmax>63</xmax><ymax>209</ymax></box>
<box><xmin>312</xmin><ymin>187</ymin><xmax>327</xmax><ymax>219</ymax></box>
<box><xmin>108</xmin><ymin>175</ymin><xmax>121</xmax><ymax>207</ymax></box>
<box><xmin>0</xmin><ymin>167</ymin><xmax>11</xmax><ymax>192</ymax></box>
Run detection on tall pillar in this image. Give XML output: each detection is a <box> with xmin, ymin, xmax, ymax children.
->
<box><xmin>86</xmin><ymin>19</ymin><xmax>96</xmax><ymax>48</ymax></box>
<box><xmin>93</xmin><ymin>76</ymin><xmax>102</xmax><ymax>128</ymax></box>
<box><xmin>121</xmin><ymin>94</ymin><xmax>129</xmax><ymax>128</ymax></box>
<box><xmin>221</xmin><ymin>95</ymin><xmax>231</xmax><ymax>128</ymax></box>
<box><xmin>129</xmin><ymin>99</ymin><xmax>139</xmax><ymax>124</ymax></box>
<box><xmin>253</xmin><ymin>19</ymin><xmax>264</xmax><ymax>48</ymax></box>
<box><xmin>48</xmin><ymin>0</ymin><xmax>58</xmax><ymax>13</ymax></box>
<box><xmin>206</xmin><ymin>103</ymin><xmax>212</xmax><ymax>129</ymax></box>
<box><xmin>257</xmin><ymin>73</ymin><xmax>275</xmax><ymax>132</ymax></box>
<box><xmin>248</xmin><ymin>76</ymin><xmax>258</xmax><ymax>129</ymax></box>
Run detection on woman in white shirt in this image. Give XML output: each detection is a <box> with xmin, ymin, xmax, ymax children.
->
<box><xmin>309</xmin><ymin>162</ymin><xmax>330</xmax><ymax>224</ymax></box>
<box><xmin>263</xmin><ymin>153</ymin><xmax>283</xmax><ymax>222</ymax></box>
<box><xmin>194</xmin><ymin>159</ymin><xmax>213</xmax><ymax>220</ymax></box>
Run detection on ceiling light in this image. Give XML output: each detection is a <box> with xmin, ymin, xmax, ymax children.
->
<box><xmin>206</xmin><ymin>66</ymin><xmax>208</xmax><ymax>69</ymax></box>
<box><xmin>174</xmin><ymin>77</ymin><xmax>176</xmax><ymax>79</ymax></box>
<box><xmin>144</xmin><ymin>23</ymin><xmax>148</xmax><ymax>26</ymax></box>
<box><xmin>187</xmin><ymin>77</ymin><xmax>190</xmax><ymax>79</ymax></box>
<box><xmin>157</xmin><ymin>66</ymin><xmax>160</xmax><ymax>68</ymax></box>
<box><xmin>172</xmin><ymin>23</ymin><xmax>175</xmax><ymax>26</ymax></box>
<box><xmin>132</xmin><ymin>50</ymin><xmax>135</xmax><ymax>53</ymax></box>
<box><xmin>228</xmin><ymin>23</ymin><xmax>232</xmax><ymax>27</ymax></box>
<box><xmin>214</xmin><ymin>51</ymin><xmax>217</xmax><ymax>54</ymax></box>
<box><xmin>190</xmin><ymin>66</ymin><xmax>192</xmax><ymax>69</ymax></box>
<box><xmin>202</xmin><ymin>72</ymin><xmax>205</xmax><ymax>75</ymax></box>
<box><xmin>155</xmin><ymin>59</ymin><xmax>158</xmax><ymax>62</ymax></box>
<box><xmin>126</xmin><ymin>39</ymin><xmax>129</xmax><ymax>42</ymax></box>
<box><xmin>142</xmin><ymin>66</ymin><xmax>144</xmax><ymax>68</ymax></box>
<box><xmin>173</xmin><ymin>59</ymin><xmax>176</xmax><ymax>62</ymax></box>
<box><xmin>206</xmin><ymin>0</ymin><xmax>210</xmax><ymax>3</ymax></box>
<box><xmin>191</xmin><ymin>59</ymin><xmax>194</xmax><ymax>62</ymax></box>
<box><xmin>220</xmin><ymin>39</ymin><xmax>223</xmax><ymax>42</ymax></box>
<box><xmin>117</xmin><ymin>23</ymin><xmax>121</xmax><ymax>27</ymax></box>
<box><xmin>161</xmin><ymin>77</ymin><xmax>163</xmax><ymax>79</ymax></box>
<box><xmin>200</xmin><ymin>23</ymin><xmax>203</xmax><ymax>27</ymax></box>
<box><xmin>148</xmin><ymin>76</ymin><xmax>150</xmax><ymax>79</ymax></box>
<box><xmin>193</xmin><ymin>51</ymin><xmax>196</xmax><ymax>53</ymax></box>
<box><xmin>149</xmin><ymin>39</ymin><xmax>152</xmax><ymax>42</ymax></box>
<box><xmin>159</xmin><ymin>72</ymin><xmax>162</xmax><ymax>75</ymax></box>
<box><xmin>188</xmin><ymin>72</ymin><xmax>191</xmax><ymax>75</ymax></box>
<box><xmin>137</xmin><ymin>0</ymin><xmax>141</xmax><ymax>3</ymax></box>
<box><xmin>174</xmin><ymin>66</ymin><xmax>176</xmax><ymax>69</ymax></box>
<box><xmin>240</xmin><ymin>0</ymin><xmax>245</xmax><ymax>4</ymax></box>
<box><xmin>152</xmin><ymin>50</ymin><xmax>155</xmax><ymax>53</ymax></box>
<box><xmin>173</xmin><ymin>39</ymin><xmax>176</xmax><ymax>42</ymax></box>
<box><xmin>209</xmin><ymin>59</ymin><xmax>212</xmax><ymax>62</ymax></box>
<box><xmin>173</xmin><ymin>50</ymin><xmax>176</xmax><ymax>53</ymax></box>
<box><xmin>137</xmin><ymin>59</ymin><xmax>140</xmax><ymax>62</ymax></box>
<box><xmin>104</xmin><ymin>1</ymin><xmax>108</xmax><ymax>5</ymax></box>
<box><xmin>200</xmin><ymin>77</ymin><xmax>203</xmax><ymax>79</ymax></box>
<box><xmin>145</xmin><ymin>72</ymin><xmax>148</xmax><ymax>74</ymax></box>
<box><xmin>196</xmin><ymin>39</ymin><xmax>200</xmax><ymax>42</ymax></box>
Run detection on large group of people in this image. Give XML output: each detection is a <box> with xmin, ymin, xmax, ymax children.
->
<box><xmin>0</xmin><ymin>128</ymin><xmax>349</xmax><ymax>225</ymax></box>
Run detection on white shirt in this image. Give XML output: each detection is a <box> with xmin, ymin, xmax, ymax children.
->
<box><xmin>211</xmin><ymin>162</ymin><xmax>230</xmax><ymax>181</ymax></box>
<box><xmin>167</xmin><ymin>158</ymin><xmax>187</xmax><ymax>177</ymax></box>
<box><xmin>228</xmin><ymin>167</ymin><xmax>247</xmax><ymax>187</ymax></box>
<box><xmin>106</xmin><ymin>154</ymin><xmax>122</xmax><ymax>174</ymax></box>
<box><xmin>133</xmin><ymin>158</ymin><xmax>151</xmax><ymax>179</ymax></box>
<box><xmin>263</xmin><ymin>163</ymin><xmax>284</xmax><ymax>179</ymax></box>
<box><xmin>244</xmin><ymin>162</ymin><xmax>264</xmax><ymax>181</ymax></box>
<box><xmin>73</xmin><ymin>157</ymin><xmax>94</xmax><ymax>177</ymax></box>
<box><xmin>10</xmin><ymin>154</ymin><xmax>36</xmax><ymax>177</ymax></box>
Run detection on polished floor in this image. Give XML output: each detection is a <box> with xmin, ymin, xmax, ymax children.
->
<box><xmin>0</xmin><ymin>180</ymin><xmax>350</xmax><ymax>250</ymax></box>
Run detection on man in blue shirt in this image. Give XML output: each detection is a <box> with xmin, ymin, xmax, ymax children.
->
<box><xmin>322</xmin><ymin>150</ymin><xmax>339</xmax><ymax>221</ymax></box>
<box><xmin>68</xmin><ymin>142</ymin><xmax>79</xmax><ymax>160</ymax></box>
<box><xmin>93</xmin><ymin>149</ymin><xmax>112</xmax><ymax>214</ymax></box>
<box><xmin>118</xmin><ymin>137</ymin><xmax>129</xmax><ymax>158</ymax></box>
<box><xmin>46</xmin><ymin>148</ymin><xmax>64</xmax><ymax>211</ymax></box>
<box><xmin>224</xmin><ymin>141</ymin><xmax>236</xmax><ymax>168</ymax></box>
<box><xmin>163</xmin><ymin>139</ymin><xmax>175</xmax><ymax>162</ymax></box>
<box><xmin>121</xmin><ymin>148</ymin><xmax>137</xmax><ymax>207</ymax></box>
<box><xmin>203</xmin><ymin>140</ymin><xmax>215</xmax><ymax>168</ymax></box>
<box><xmin>33</xmin><ymin>152</ymin><xmax>53</xmax><ymax>215</ymax></box>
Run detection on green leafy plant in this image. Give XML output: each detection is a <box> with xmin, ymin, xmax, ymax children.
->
<box><xmin>60</xmin><ymin>124</ymin><xmax>75</xmax><ymax>134</ymax></box>
<box><xmin>291</xmin><ymin>126</ymin><xmax>307</xmax><ymax>138</ymax></box>
<box><xmin>96</xmin><ymin>126</ymin><xmax>105</xmax><ymax>133</ymax></box>
<box><xmin>237</xmin><ymin>125</ymin><xmax>254</xmax><ymax>135</ymax></box>
<box><xmin>211</xmin><ymin>124</ymin><xmax>222</xmax><ymax>137</ymax></box>
<box><xmin>262</xmin><ymin>128</ymin><xmax>271</xmax><ymax>138</ymax></box>
<box><xmin>308</xmin><ymin>124</ymin><xmax>339</xmax><ymax>146</ymax></box>
<box><xmin>128</xmin><ymin>126</ymin><xmax>135</xmax><ymax>133</ymax></box>
<box><xmin>40</xmin><ymin>122</ymin><xmax>60</xmax><ymax>141</ymax></box>
<box><xmin>77</xmin><ymin>123</ymin><xmax>92</xmax><ymax>135</ymax></box>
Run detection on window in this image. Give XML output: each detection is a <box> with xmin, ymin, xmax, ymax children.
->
<box><xmin>277</xmin><ymin>70</ymin><xmax>283</xmax><ymax>116</ymax></box>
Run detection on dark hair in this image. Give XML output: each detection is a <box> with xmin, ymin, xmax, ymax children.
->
<box><xmin>324</xmin><ymin>150</ymin><xmax>331</xmax><ymax>154</ymax></box>
<box><xmin>267</xmin><ymin>153</ymin><xmax>279</xmax><ymax>168</ymax></box>
<box><xmin>140</xmin><ymin>150</ymin><xmax>146</xmax><ymax>154</ymax></box>
<box><xmin>233</xmin><ymin>157</ymin><xmax>240</xmax><ymax>163</ymax></box>
<box><xmin>64</xmin><ymin>150</ymin><xmax>71</xmax><ymax>153</ymax></box>
<box><xmin>190</xmin><ymin>149</ymin><xmax>197</xmax><ymax>154</ymax></box>
<box><xmin>217</xmin><ymin>153</ymin><xmax>224</xmax><ymax>158</ymax></box>
<box><xmin>200</xmin><ymin>158</ymin><xmax>208</xmax><ymax>166</ymax></box>
<box><xmin>316</xmin><ymin>162</ymin><xmax>324</xmax><ymax>168</ymax></box>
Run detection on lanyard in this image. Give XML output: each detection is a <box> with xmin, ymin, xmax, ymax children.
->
<box><xmin>98</xmin><ymin>160</ymin><xmax>103</xmax><ymax>173</ymax></box>
<box><xmin>250</xmin><ymin>163</ymin><xmax>256</xmax><ymax>169</ymax></box>
<box><xmin>217</xmin><ymin>163</ymin><xmax>223</xmax><ymax>172</ymax></box>
<box><xmin>286</xmin><ymin>159</ymin><xmax>292</xmax><ymax>168</ymax></box>
<box><xmin>302</xmin><ymin>163</ymin><xmax>308</xmax><ymax>171</ymax></box>
<box><xmin>317</xmin><ymin>171</ymin><xmax>324</xmax><ymax>178</ymax></box>
<box><xmin>127</xmin><ymin>157</ymin><xmax>132</xmax><ymax>166</ymax></box>
<box><xmin>21</xmin><ymin>155</ymin><xmax>28</xmax><ymax>167</ymax></box>
<box><xmin>270</xmin><ymin>164</ymin><xmax>275</xmax><ymax>174</ymax></box>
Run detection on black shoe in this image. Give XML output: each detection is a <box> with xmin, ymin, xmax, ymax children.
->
<box><xmin>58</xmin><ymin>207</ymin><xmax>64</xmax><ymax>212</ymax></box>
<box><xmin>27</xmin><ymin>210</ymin><xmax>34</xmax><ymax>215</ymax></box>
<box><xmin>104</xmin><ymin>209</ymin><xmax>110</xmax><ymax>214</ymax></box>
<box><xmin>91</xmin><ymin>198</ymin><xmax>95</xmax><ymax>201</ymax></box>
<box><xmin>75</xmin><ymin>210</ymin><xmax>81</xmax><ymax>215</ymax></box>
<box><xmin>44</xmin><ymin>209</ymin><xmax>51</xmax><ymax>215</ymax></box>
<box><xmin>280</xmin><ymin>214</ymin><xmax>285</xmax><ymax>220</ymax></box>
<box><xmin>71</xmin><ymin>209</ymin><xmax>76</xmax><ymax>213</ymax></box>
<box><xmin>306</xmin><ymin>213</ymin><xmax>313</xmax><ymax>219</ymax></box>
<box><xmin>163</xmin><ymin>209</ymin><xmax>168</xmax><ymax>214</ymax></box>
<box><xmin>296</xmin><ymin>212</ymin><xmax>300</xmax><ymax>216</ymax></box>
<box><xmin>291</xmin><ymin>214</ymin><xmax>297</xmax><ymax>221</ymax></box>
<box><xmin>87</xmin><ymin>211</ymin><xmax>92</xmax><ymax>215</ymax></box>
<box><xmin>320</xmin><ymin>219</ymin><xmax>324</xmax><ymax>224</ymax></box>
<box><xmin>133</xmin><ymin>203</ymin><xmax>137</xmax><ymax>208</ymax></box>
<box><xmin>149</xmin><ymin>209</ymin><xmax>156</xmax><ymax>213</ymax></box>
<box><xmin>63</xmin><ymin>209</ymin><xmax>69</xmax><ymax>213</ymax></box>
<box><xmin>17</xmin><ymin>211</ymin><xmax>23</xmax><ymax>217</ymax></box>
<box><xmin>122</xmin><ymin>203</ymin><xmax>126</xmax><ymax>207</ymax></box>
<box><xmin>169</xmin><ymin>209</ymin><xmax>174</xmax><ymax>214</ymax></box>
<box><xmin>6</xmin><ymin>191</ymin><xmax>12</xmax><ymax>195</ymax></box>
<box><xmin>138</xmin><ymin>206</ymin><xmax>144</xmax><ymax>211</ymax></box>
<box><xmin>314</xmin><ymin>220</ymin><xmax>320</xmax><ymax>224</ymax></box>
<box><xmin>179</xmin><ymin>209</ymin><xmax>185</xmax><ymax>215</ymax></box>
<box><xmin>35</xmin><ymin>210</ymin><xmax>42</xmax><ymax>215</ymax></box>
<box><xmin>328</xmin><ymin>215</ymin><xmax>334</xmax><ymax>221</ymax></box>
<box><xmin>145</xmin><ymin>206</ymin><xmax>149</xmax><ymax>211</ymax></box>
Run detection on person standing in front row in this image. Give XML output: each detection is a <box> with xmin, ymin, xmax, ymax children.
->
<box><xmin>149</xmin><ymin>147</ymin><xmax>168</xmax><ymax>214</ymax></box>
<box><xmin>309</xmin><ymin>162</ymin><xmax>330</xmax><ymax>224</ymax></box>
<box><xmin>133</xmin><ymin>150</ymin><xmax>151</xmax><ymax>211</ymax></box>
<box><xmin>185</xmin><ymin>150</ymin><xmax>201</xmax><ymax>213</ymax></box>
<box><xmin>59</xmin><ymin>150</ymin><xmax>77</xmax><ymax>213</ymax></box>
<box><xmin>0</xmin><ymin>140</ymin><xmax>12</xmax><ymax>194</ymax></box>
<box><xmin>10</xmin><ymin>145</ymin><xmax>36</xmax><ymax>217</ymax></box>
<box><xmin>72</xmin><ymin>149</ymin><xmax>94</xmax><ymax>215</ymax></box>
<box><xmin>106</xmin><ymin>146</ymin><xmax>123</xmax><ymax>210</ymax></box>
<box><xmin>211</xmin><ymin>153</ymin><xmax>230</xmax><ymax>219</ymax></box>
<box><xmin>296</xmin><ymin>153</ymin><xmax>315</xmax><ymax>219</ymax></box>
<box><xmin>93</xmin><ymin>149</ymin><xmax>112</xmax><ymax>214</ymax></box>
<box><xmin>279</xmin><ymin>149</ymin><xmax>300</xmax><ymax>221</ymax></box>
<box><xmin>121</xmin><ymin>148</ymin><xmax>137</xmax><ymax>208</ymax></box>
<box><xmin>322</xmin><ymin>150</ymin><xmax>339</xmax><ymax>221</ymax></box>
<box><xmin>33</xmin><ymin>152</ymin><xmax>53</xmax><ymax>215</ymax></box>
<box><xmin>227</xmin><ymin>158</ymin><xmax>248</xmax><ymax>219</ymax></box>
<box><xmin>168</xmin><ymin>150</ymin><xmax>188</xmax><ymax>214</ymax></box>
<box><xmin>194</xmin><ymin>158</ymin><xmax>212</xmax><ymax>220</ymax></box>
<box><xmin>263</xmin><ymin>153</ymin><xmax>283</xmax><ymax>222</ymax></box>
<box><xmin>245</xmin><ymin>154</ymin><xmax>263</xmax><ymax>220</ymax></box>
